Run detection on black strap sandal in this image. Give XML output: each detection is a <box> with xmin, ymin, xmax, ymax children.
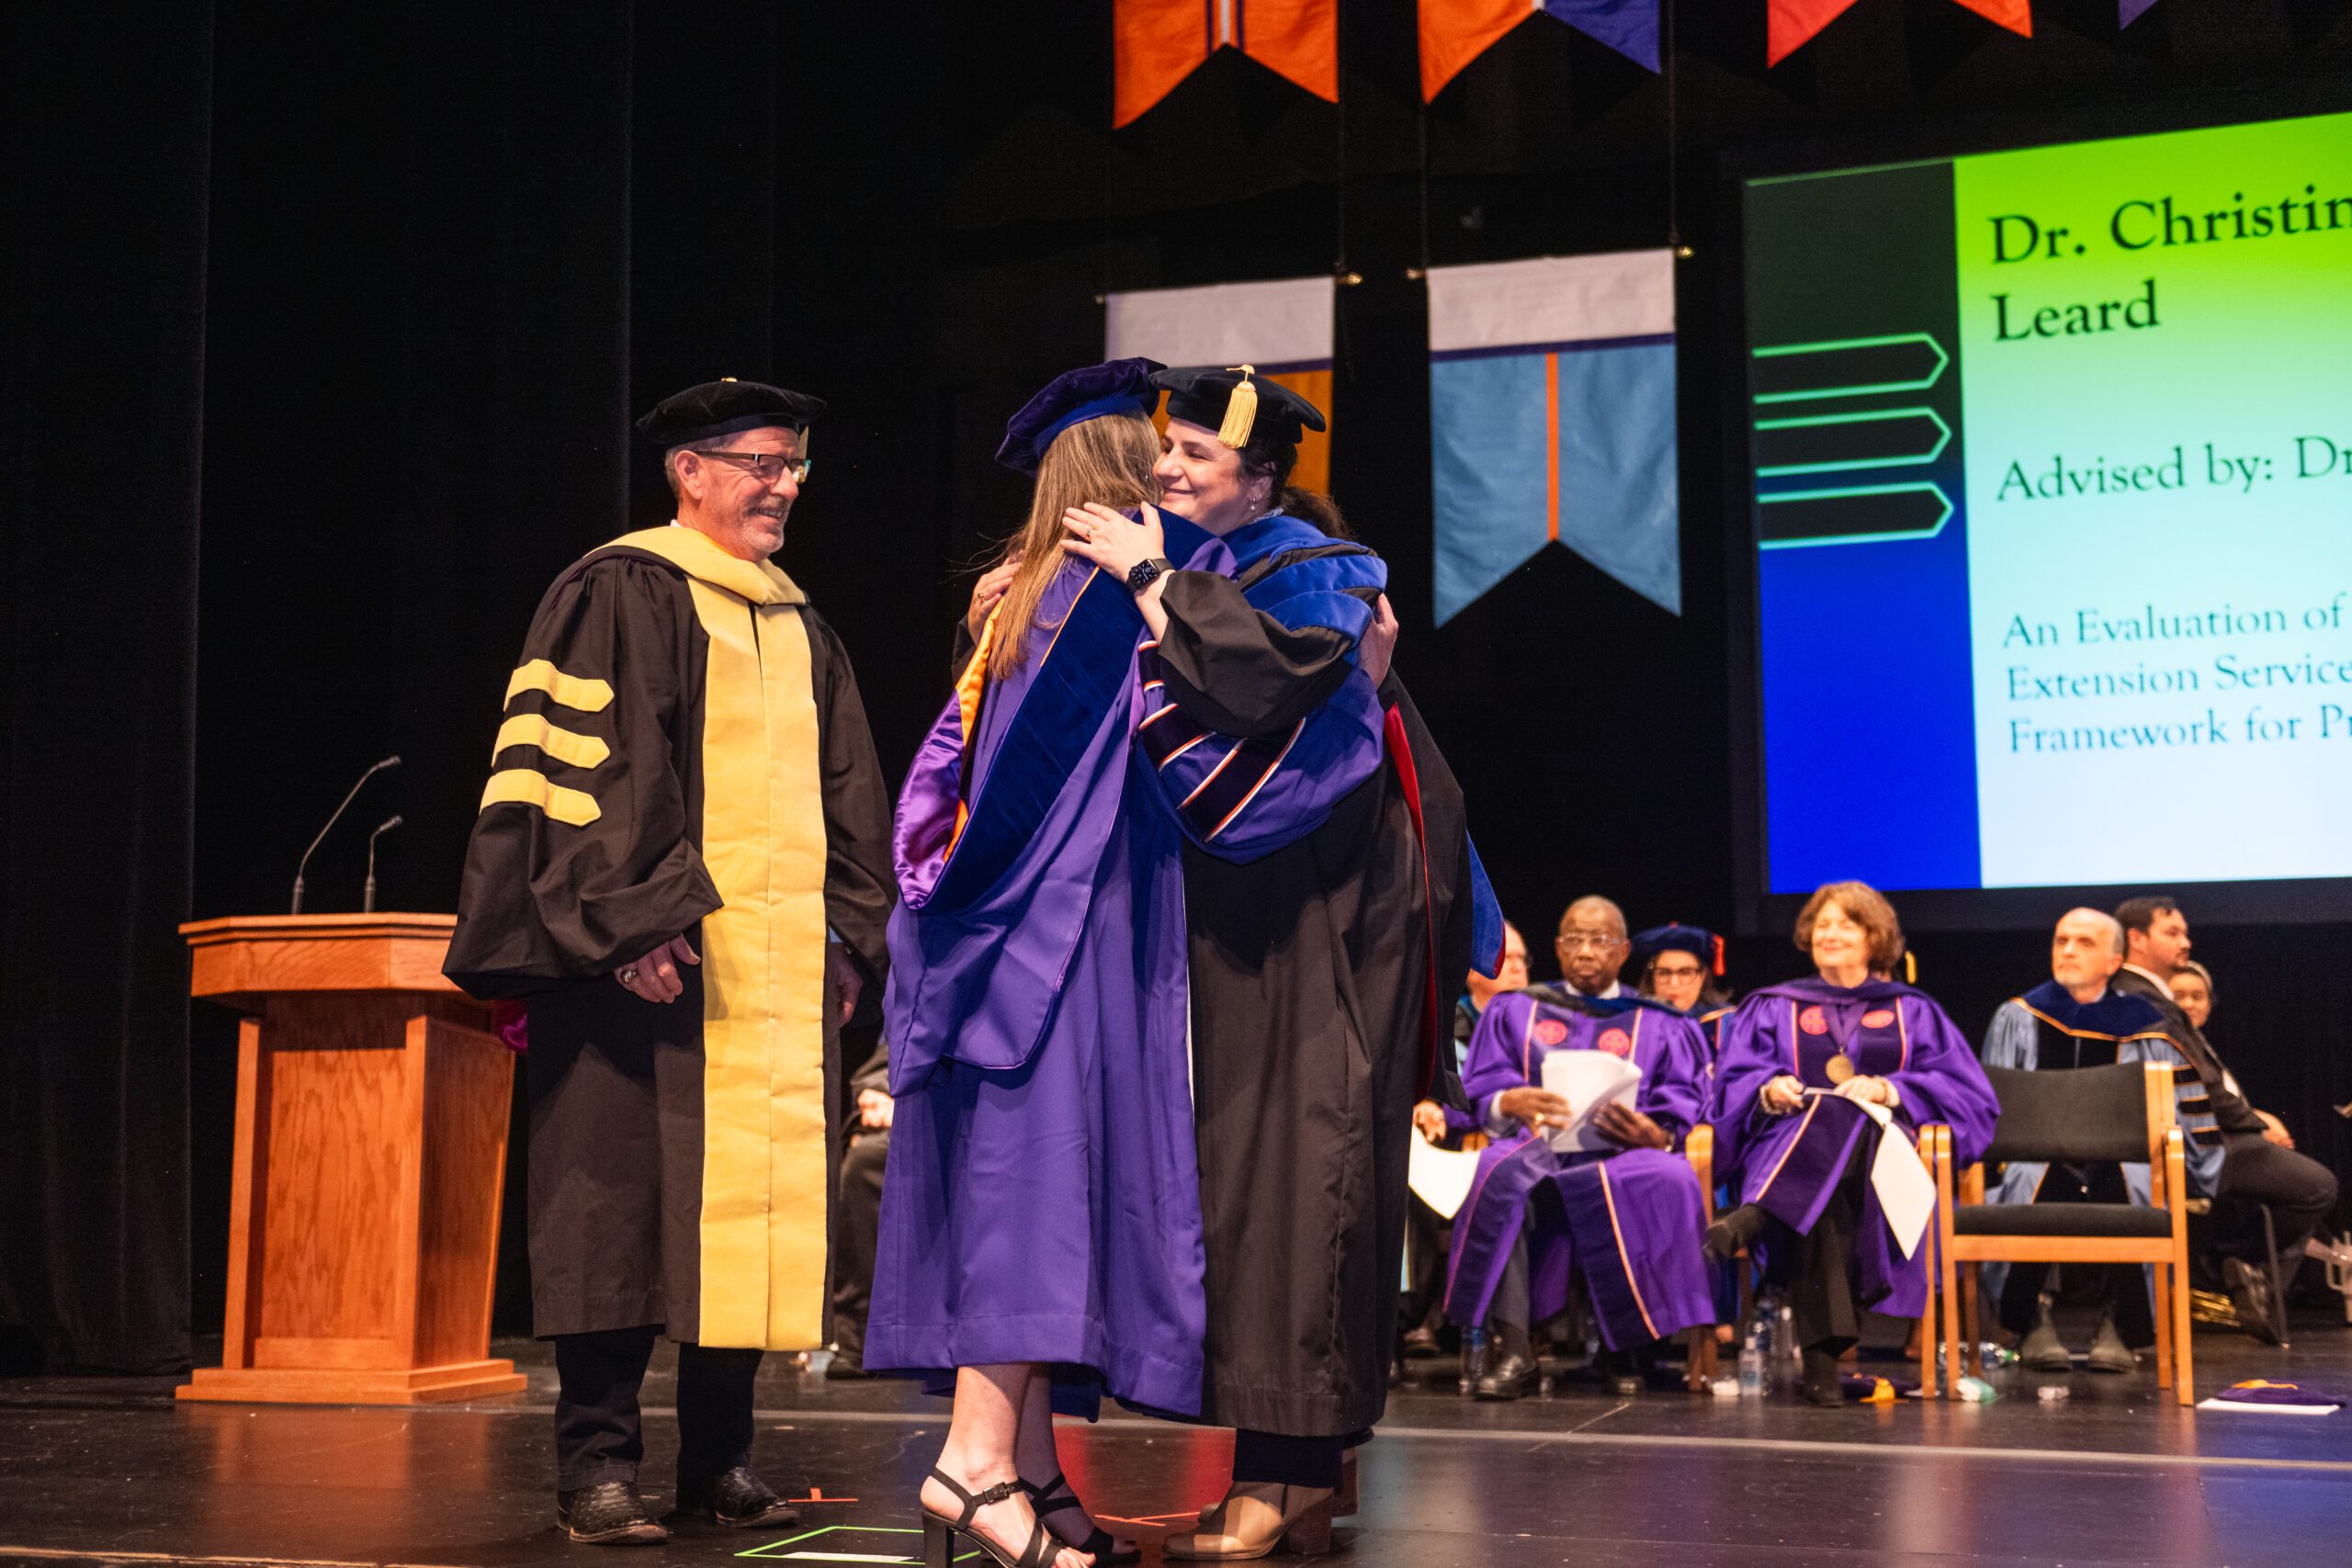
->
<box><xmin>1024</xmin><ymin>1472</ymin><xmax>1140</xmax><ymax>1564</ymax></box>
<box><xmin>922</xmin><ymin>1468</ymin><xmax>1058</xmax><ymax>1568</ymax></box>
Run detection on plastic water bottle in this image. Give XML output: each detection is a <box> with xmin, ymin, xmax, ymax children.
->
<box><xmin>1738</xmin><ymin>1326</ymin><xmax>1765</xmax><ymax>1395</ymax></box>
<box><xmin>1779</xmin><ymin>1303</ymin><xmax>1798</xmax><ymax>1362</ymax></box>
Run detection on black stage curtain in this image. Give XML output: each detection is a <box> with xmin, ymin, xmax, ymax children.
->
<box><xmin>0</xmin><ymin>3</ymin><xmax>213</xmax><ymax>1373</ymax></box>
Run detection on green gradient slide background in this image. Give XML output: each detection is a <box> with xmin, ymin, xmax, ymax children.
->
<box><xmin>1952</xmin><ymin>111</ymin><xmax>2352</xmax><ymax>887</ymax></box>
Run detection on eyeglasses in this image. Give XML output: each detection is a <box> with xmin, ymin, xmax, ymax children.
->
<box><xmin>698</xmin><ymin>449</ymin><xmax>812</xmax><ymax>484</ymax></box>
<box><xmin>1558</xmin><ymin>934</ymin><xmax>1625</xmax><ymax>953</ymax></box>
<box><xmin>1651</xmin><ymin>964</ymin><xmax>1705</xmax><ymax>982</ymax></box>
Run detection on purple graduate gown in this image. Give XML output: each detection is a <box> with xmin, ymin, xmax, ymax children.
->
<box><xmin>868</xmin><ymin>559</ymin><xmax>1200</xmax><ymax>1414</ymax></box>
<box><xmin>1712</xmin><ymin>977</ymin><xmax>1998</xmax><ymax>1321</ymax></box>
<box><xmin>1443</xmin><ymin>987</ymin><xmax>1714</xmax><ymax>1350</ymax></box>
<box><xmin>869</xmin><ymin>548</ymin><xmax>1390</xmax><ymax>1417</ymax></box>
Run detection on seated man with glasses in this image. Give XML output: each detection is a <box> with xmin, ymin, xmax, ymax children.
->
<box><xmin>1442</xmin><ymin>897</ymin><xmax>1715</xmax><ymax>1399</ymax></box>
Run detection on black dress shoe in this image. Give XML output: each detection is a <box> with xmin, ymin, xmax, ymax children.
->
<box><xmin>1704</xmin><ymin>1203</ymin><xmax>1768</xmax><ymax>1262</ymax></box>
<box><xmin>823</xmin><ymin>1355</ymin><xmax>875</xmax><ymax>1381</ymax></box>
<box><xmin>1474</xmin><ymin>1351</ymin><xmax>1542</xmax><ymax>1401</ymax></box>
<box><xmin>557</xmin><ymin>1481</ymin><xmax>669</xmax><ymax>1544</ymax></box>
<box><xmin>673</xmin><ymin>1465</ymin><xmax>801</xmax><ymax>1529</ymax></box>
<box><xmin>2224</xmin><ymin>1258</ymin><xmax>2283</xmax><ymax>1346</ymax></box>
<box><xmin>1402</xmin><ymin>1326</ymin><xmax>1441</xmax><ymax>1359</ymax></box>
<box><xmin>1594</xmin><ymin>1348</ymin><xmax>1643</xmax><ymax>1397</ymax></box>
<box><xmin>1459</xmin><ymin>1337</ymin><xmax>1491</xmax><ymax>1393</ymax></box>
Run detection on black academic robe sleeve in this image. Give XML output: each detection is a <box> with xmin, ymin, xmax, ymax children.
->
<box><xmin>1152</xmin><ymin>570</ymin><xmax>1356</xmax><ymax>739</ymax></box>
<box><xmin>1388</xmin><ymin>674</ymin><xmax>1479</xmax><ymax>1028</ymax></box>
<box><xmin>2115</xmin><ymin>970</ymin><xmax>2265</xmax><ymax>1136</ymax></box>
<box><xmin>444</xmin><ymin>558</ymin><xmax>722</xmax><ymax>1000</ymax></box>
<box><xmin>807</xmin><ymin>608</ymin><xmax>894</xmax><ymax>983</ymax></box>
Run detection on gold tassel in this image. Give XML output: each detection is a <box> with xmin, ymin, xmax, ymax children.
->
<box><xmin>1905</xmin><ymin>952</ymin><xmax>1917</xmax><ymax>984</ymax></box>
<box><xmin>1216</xmin><ymin>364</ymin><xmax>1259</xmax><ymax>448</ymax></box>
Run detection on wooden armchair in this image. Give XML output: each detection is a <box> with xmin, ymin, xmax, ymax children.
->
<box><xmin>1925</xmin><ymin>1060</ymin><xmax>2192</xmax><ymax>1404</ymax></box>
<box><xmin>1684</xmin><ymin>1124</ymin><xmax>1719</xmax><ymax>1389</ymax></box>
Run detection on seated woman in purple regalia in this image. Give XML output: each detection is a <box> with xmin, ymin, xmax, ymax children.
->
<box><xmin>870</xmin><ymin>361</ymin><xmax>1397</xmax><ymax>1568</ymax></box>
<box><xmin>1706</xmin><ymin>882</ymin><xmax>1998</xmax><ymax>1404</ymax></box>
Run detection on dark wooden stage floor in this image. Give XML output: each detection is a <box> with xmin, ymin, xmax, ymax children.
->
<box><xmin>6</xmin><ymin>1315</ymin><xmax>2350</xmax><ymax>1568</ymax></box>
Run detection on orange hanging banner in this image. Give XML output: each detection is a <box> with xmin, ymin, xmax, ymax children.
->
<box><xmin>1114</xmin><ymin>0</ymin><xmax>1338</xmax><ymax>128</ymax></box>
<box><xmin>1770</xmin><ymin>0</ymin><xmax>2029</xmax><ymax>65</ymax></box>
<box><xmin>1766</xmin><ymin>0</ymin><xmax>1863</xmax><ymax>64</ymax></box>
<box><xmin>1950</xmin><ymin>0</ymin><xmax>2031</xmax><ymax>35</ymax></box>
<box><xmin>1419</xmin><ymin>0</ymin><xmax>1532</xmax><ymax>101</ymax></box>
<box><xmin>1244</xmin><ymin>0</ymin><xmax>1340</xmax><ymax>104</ymax></box>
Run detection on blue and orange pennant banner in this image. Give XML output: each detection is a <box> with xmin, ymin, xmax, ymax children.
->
<box><xmin>1420</xmin><ymin>1</ymin><xmax>1659</xmax><ymax>99</ymax></box>
<box><xmin>1114</xmin><ymin>0</ymin><xmax>1338</xmax><ymax>128</ymax></box>
<box><xmin>1428</xmin><ymin>252</ymin><xmax>1680</xmax><ymax>623</ymax></box>
<box><xmin>1769</xmin><ymin>0</ymin><xmax>2030</xmax><ymax>65</ymax></box>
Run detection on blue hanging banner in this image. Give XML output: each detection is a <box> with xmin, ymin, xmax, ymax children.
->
<box><xmin>1427</xmin><ymin>251</ymin><xmax>1680</xmax><ymax>624</ymax></box>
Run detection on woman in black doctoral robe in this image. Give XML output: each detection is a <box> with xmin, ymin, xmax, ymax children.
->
<box><xmin>1062</xmin><ymin>367</ymin><xmax>1496</xmax><ymax>1559</ymax></box>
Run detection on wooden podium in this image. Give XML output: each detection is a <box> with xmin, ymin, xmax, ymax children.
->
<box><xmin>177</xmin><ymin>914</ymin><xmax>529</xmax><ymax>1404</ymax></box>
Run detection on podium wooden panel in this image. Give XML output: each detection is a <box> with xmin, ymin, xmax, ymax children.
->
<box><xmin>177</xmin><ymin>914</ymin><xmax>528</xmax><ymax>1404</ymax></box>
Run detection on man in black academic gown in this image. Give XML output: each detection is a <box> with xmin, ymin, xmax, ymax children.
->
<box><xmin>2112</xmin><ymin>897</ymin><xmax>2337</xmax><ymax>1341</ymax></box>
<box><xmin>446</xmin><ymin>380</ymin><xmax>893</xmax><ymax>1544</ymax></box>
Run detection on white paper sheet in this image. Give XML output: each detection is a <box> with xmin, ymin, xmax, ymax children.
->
<box><xmin>2195</xmin><ymin>1396</ymin><xmax>2342</xmax><ymax>1415</ymax></box>
<box><xmin>1407</xmin><ymin>1135</ymin><xmax>1484</xmax><ymax>1221</ymax></box>
<box><xmin>1826</xmin><ymin>1092</ymin><xmax>1938</xmax><ymax>1259</ymax></box>
<box><xmin>1540</xmin><ymin>1051</ymin><xmax>1644</xmax><ymax>1156</ymax></box>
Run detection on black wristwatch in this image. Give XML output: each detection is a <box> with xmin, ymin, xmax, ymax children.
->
<box><xmin>1125</xmin><ymin>556</ymin><xmax>1174</xmax><ymax>595</ymax></box>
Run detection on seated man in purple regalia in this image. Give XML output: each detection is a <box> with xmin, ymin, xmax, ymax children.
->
<box><xmin>1706</xmin><ymin>882</ymin><xmax>1999</xmax><ymax>1404</ymax></box>
<box><xmin>1443</xmin><ymin>897</ymin><xmax>1716</xmax><ymax>1400</ymax></box>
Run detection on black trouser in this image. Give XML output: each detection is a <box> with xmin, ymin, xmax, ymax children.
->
<box><xmin>1398</xmin><ymin>1191</ymin><xmax>1453</xmax><ymax>1339</ymax></box>
<box><xmin>1995</xmin><ymin>1163</ymin><xmax>2157</xmax><ymax>1348</ymax></box>
<box><xmin>831</xmin><ymin>1130</ymin><xmax>889</xmax><ymax>1365</ymax></box>
<box><xmin>1486</xmin><ymin>1233</ymin><xmax>1535</xmax><ymax>1359</ymax></box>
<box><xmin>552</xmin><ymin>1326</ymin><xmax>762</xmax><ymax>1492</ymax></box>
<box><xmin>2218</xmin><ymin>1133</ymin><xmax>2339</xmax><ymax>1280</ymax></box>
<box><xmin>1230</xmin><ymin>1428</ymin><xmax>1368</xmax><ymax>1490</ymax></box>
<box><xmin>1787</xmin><ymin>1144</ymin><xmax>1869</xmax><ymax>1355</ymax></box>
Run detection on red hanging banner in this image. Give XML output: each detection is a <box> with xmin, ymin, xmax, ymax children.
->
<box><xmin>1767</xmin><ymin>0</ymin><xmax>1862</xmax><ymax>63</ymax></box>
<box><xmin>1770</xmin><ymin>0</ymin><xmax>2029</xmax><ymax>66</ymax></box>
<box><xmin>1114</xmin><ymin>0</ymin><xmax>1338</xmax><ymax>128</ymax></box>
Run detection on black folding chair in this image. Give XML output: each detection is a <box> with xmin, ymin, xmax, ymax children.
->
<box><xmin>1928</xmin><ymin>1061</ymin><xmax>2191</xmax><ymax>1404</ymax></box>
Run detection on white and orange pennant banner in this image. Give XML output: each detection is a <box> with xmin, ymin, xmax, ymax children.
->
<box><xmin>1114</xmin><ymin>0</ymin><xmax>1337</xmax><ymax>128</ymax></box>
<box><xmin>1104</xmin><ymin>276</ymin><xmax>1337</xmax><ymax>493</ymax></box>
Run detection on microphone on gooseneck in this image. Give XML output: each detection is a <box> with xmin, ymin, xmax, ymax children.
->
<box><xmin>362</xmin><ymin>815</ymin><xmax>404</xmax><ymax>914</ymax></box>
<box><xmin>290</xmin><ymin>755</ymin><xmax>401</xmax><ymax>914</ymax></box>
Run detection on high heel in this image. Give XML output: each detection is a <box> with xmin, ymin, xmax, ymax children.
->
<box><xmin>1333</xmin><ymin>1450</ymin><xmax>1358</xmax><ymax>1517</ymax></box>
<box><xmin>1023</xmin><ymin>1472</ymin><xmax>1139</xmax><ymax>1564</ymax></box>
<box><xmin>1164</xmin><ymin>1482</ymin><xmax>1335</xmax><ymax>1560</ymax></box>
<box><xmin>920</xmin><ymin>1468</ymin><xmax>1059</xmax><ymax>1568</ymax></box>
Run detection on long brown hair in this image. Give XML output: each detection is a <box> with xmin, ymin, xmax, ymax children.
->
<box><xmin>987</xmin><ymin>412</ymin><xmax>1161</xmax><ymax>677</ymax></box>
